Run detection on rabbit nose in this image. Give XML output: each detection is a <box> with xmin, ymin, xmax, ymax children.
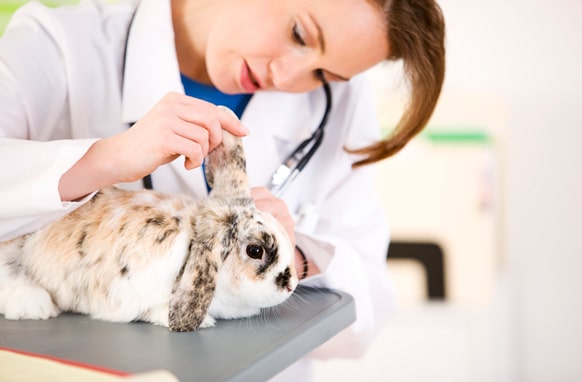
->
<box><xmin>276</xmin><ymin>267</ymin><xmax>293</xmax><ymax>291</ymax></box>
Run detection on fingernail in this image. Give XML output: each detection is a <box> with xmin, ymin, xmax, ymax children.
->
<box><xmin>217</xmin><ymin>105</ymin><xmax>249</xmax><ymax>135</ymax></box>
<box><xmin>217</xmin><ymin>105</ymin><xmax>237</xmax><ymax>118</ymax></box>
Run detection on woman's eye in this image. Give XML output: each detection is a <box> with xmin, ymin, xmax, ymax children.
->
<box><xmin>292</xmin><ymin>23</ymin><xmax>306</xmax><ymax>46</ymax></box>
<box><xmin>246</xmin><ymin>244</ymin><xmax>264</xmax><ymax>260</ymax></box>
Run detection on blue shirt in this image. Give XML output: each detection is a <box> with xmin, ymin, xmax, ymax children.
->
<box><xmin>180</xmin><ymin>73</ymin><xmax>252</xmax><ymax>118</ymax></box>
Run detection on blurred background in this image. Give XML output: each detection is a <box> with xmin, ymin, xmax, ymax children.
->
<box><xmin>2</xmin><ymin>1</ymin><xmax>581</xmax><ymax>381</ymax></box>
<box><xmin>315</xmin><ymin>1</ymin><xmax>582</xmax><ymax>381</ymax></box>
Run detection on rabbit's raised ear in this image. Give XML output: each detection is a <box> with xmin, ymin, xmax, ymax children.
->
<box><xmin>168</xmin><ymin>234</ymin><xmax>222</xmax><ymax>332</ymax></box>
<box><xmin>205</xmin><ymin>128</ymin><xmax>250</xmax><ymax>199</ymax></box>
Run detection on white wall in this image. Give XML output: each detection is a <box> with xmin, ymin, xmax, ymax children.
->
<box><xmin>439</xmin><ymin>1</ymin><xmax>582</xmax><ymax>380</ymax></box>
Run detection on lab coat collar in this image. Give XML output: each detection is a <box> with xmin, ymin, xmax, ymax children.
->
<box><xmin>121</xmin><ymin>0</ymin><xmax>182</xmax><ymax>123</ymax></box>
<box><xmin>242</xmin><ymin>91</ymin><xmax>316</xmax><ymax>144</ymax></box>
<box><xmin>240</xmin><ymin>91</ymin><xmax>316</xmax><ymax>187</ymax></box>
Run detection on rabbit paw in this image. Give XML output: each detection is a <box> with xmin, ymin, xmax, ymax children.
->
<box><xmin>147</xmin><ymin>305</ymin><xmax>170</xmax><ymax>327</ymax></box>
<box><xmin>199</xmin><ymin>314</ymin><xmax>216</xmax><ymax>329</ymax></box>
<box><xmin>3</xmin><ymin>285</ymin><xmax>59</xmax><ymax>320</ymax></box>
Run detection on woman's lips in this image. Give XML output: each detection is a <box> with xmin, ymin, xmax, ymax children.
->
<box><xmin>240</xmin><ymin>62</ymin><xmax>260</xmax><ymax>92</ymax></box>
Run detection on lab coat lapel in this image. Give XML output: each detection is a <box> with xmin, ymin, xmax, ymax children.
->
<box><xmin>121</xmin><ymin>0</ymin><xmax>182</xmax><ymax>123</ymax></box>
<box><xmin>241</xmin><ymin>91</ymin><xmax>314</xmax><ymax>188</ymax></box>
<box><xmin>19</xmin><ymin>3</ymin><xmax>93</xmax><ymax>137</ymax></box>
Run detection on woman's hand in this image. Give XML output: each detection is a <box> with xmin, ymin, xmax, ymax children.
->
<box><xmin>250</xmin><ymin>187</ymin><xmax>320</xmax><ymax>279</ymax></box>
<box><xmin>59</xmin><ymin>93</ymin><xmax>248</xmax><ymax>201</ymax></box>
<box><xmin>108</xmin><ymin>93</ymin><xmax>248</xmax><ymax>180</ymax></box>
<box><xmin>251</xmin><ymin>187</ymin><xmax>296</xmax><ymax>247</ymax></box>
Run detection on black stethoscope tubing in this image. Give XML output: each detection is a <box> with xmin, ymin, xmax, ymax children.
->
<box><xmin>267</xmin><ymin>70</ymin><xmax>332</xmax><ymax>197</ymax></box>
<box><xmin>290</xmin><ymin>71</ymin><xmax>332</xmax><ymax>174</ymax></box>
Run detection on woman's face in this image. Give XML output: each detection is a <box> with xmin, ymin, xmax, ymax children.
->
<box><xmin>204</xmin><ymin>0</ymin><xmax>388</xmax><ymax>94</ymax></box>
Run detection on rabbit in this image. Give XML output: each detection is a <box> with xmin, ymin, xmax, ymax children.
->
<box><xmin>0</xmin><ymin>129</ymin><xmax>298</xmax><ymax>331</ymax></box>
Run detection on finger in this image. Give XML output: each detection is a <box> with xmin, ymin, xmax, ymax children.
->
<box><xmin>254</xmin><ymin>195</ymin><xmax>289</xmax><ymax>221</ymax></box>
<box><xmin>172</xmin><ymin>120</ymin><xmax>210</xmax><ymax>158</ymax></box>
<box><xmin>171</xmin><ymin>103</ymin><xmax>223</xmax><ymax>150</ymax></box>
<box><xmin>250</xmin><ymin>187</ymin><xmax>273</xmax><ymax>201</ymax></box>
<box><xmin>181</xmin><ymin>143</ymin><xmax>205</xmax><ymax>170</ymax></box>
<box><xmin>161</xmin><ymin>133</ymin><xmax>206</xmax><ymax>170</ymax></box>
<box><xmin>188</xmin><ymin>105</ymin><xmax>248</xmax><ymax>149</ymax></box>
<box><xmin>216</xmin><ymin>106</ymin><xmax>250</xmax><ymax>137</ymax></box>
<box><xmin>171</xmin><ymin>95</ymin><xmax>249</xmax><ymax>139</ymax></box>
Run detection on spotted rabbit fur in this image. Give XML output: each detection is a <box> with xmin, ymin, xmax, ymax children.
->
<box><xmin>0</xmin><ymin>131</ymin><xmax>298</xmax><ymax>331</ymax></box>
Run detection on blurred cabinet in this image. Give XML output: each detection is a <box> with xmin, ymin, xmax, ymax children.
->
<box><xmin>377</xmin><ymin>133</ymin><xmax>498</xmax><ymax>306</ymax></box>
<box><xmin>368</xmin><ymin>65</ymin><xmax>505</xmax><ymax>307</ymax></box>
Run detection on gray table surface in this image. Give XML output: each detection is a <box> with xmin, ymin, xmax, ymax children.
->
<box><xmin>0</xmin><ymin>286</ymin><xmax>355</xmax><ymax>382</ymax></box>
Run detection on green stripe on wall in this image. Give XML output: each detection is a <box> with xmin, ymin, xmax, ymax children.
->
<box><xmin>382</xmin><ymin>125</ymin><xmax>493</xmax><ymax>145</ymax></box>
<box><xmin>421</xmin><ymin>129</ymin><xmax>492</xmax><ymax>144</ymax></box>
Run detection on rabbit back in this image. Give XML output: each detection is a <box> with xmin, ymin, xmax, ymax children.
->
<box><xmin>1</xmin><ymin>187</ymin><xmax>198</xmax><ymax>325</ymax></box>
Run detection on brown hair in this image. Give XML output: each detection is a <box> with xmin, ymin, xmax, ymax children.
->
<box><xmin>350</xmin><ymin>0</ymin><xmax>446</xmax><ymax>167</ymax></box>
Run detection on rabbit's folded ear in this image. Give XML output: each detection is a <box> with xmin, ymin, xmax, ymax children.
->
<box><xmin>205</xmin><ymin>129</ymin><xmax>251</xmax><ymax>199</ymax></box>
<box><xmin>168</xmin><ymin>238</ymin><xmax>222</xmax><ymax>331</ymax></box>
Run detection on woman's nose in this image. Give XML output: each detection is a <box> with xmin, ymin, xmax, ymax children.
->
<box><xmin>269</xmin><ymin>56</ymin><xmax>319</xmax><ymax>92</ymax></box>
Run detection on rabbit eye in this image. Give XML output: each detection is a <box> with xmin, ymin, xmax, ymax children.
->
<box><xmin>246</xmin><ymin>244</ymin><xmax>264</xmax><ymax>260</ymax></box>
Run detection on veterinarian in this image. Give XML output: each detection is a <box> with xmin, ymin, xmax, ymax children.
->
<box><xmin>0</xmin><ymin>0</ymin><xmax>445</xmax><ymax>379</ymax></box>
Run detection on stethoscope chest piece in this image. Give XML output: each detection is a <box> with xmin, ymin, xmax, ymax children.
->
<box><xmin>267</xmin><ymin>72</ymin><xmax>332</xmax><ymax>197</ymax></box>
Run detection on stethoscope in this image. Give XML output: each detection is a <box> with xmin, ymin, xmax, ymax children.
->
<box><xmin>267</xmin><ymin>70</ymin><xmax>332</xmax><ymax>197</ymax></box>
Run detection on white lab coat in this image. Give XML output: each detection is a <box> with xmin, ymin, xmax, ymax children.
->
<box><xmin>0</xmin><ymin>0</ymin><xmax>396</xmax><ymax>377</ymax></box>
